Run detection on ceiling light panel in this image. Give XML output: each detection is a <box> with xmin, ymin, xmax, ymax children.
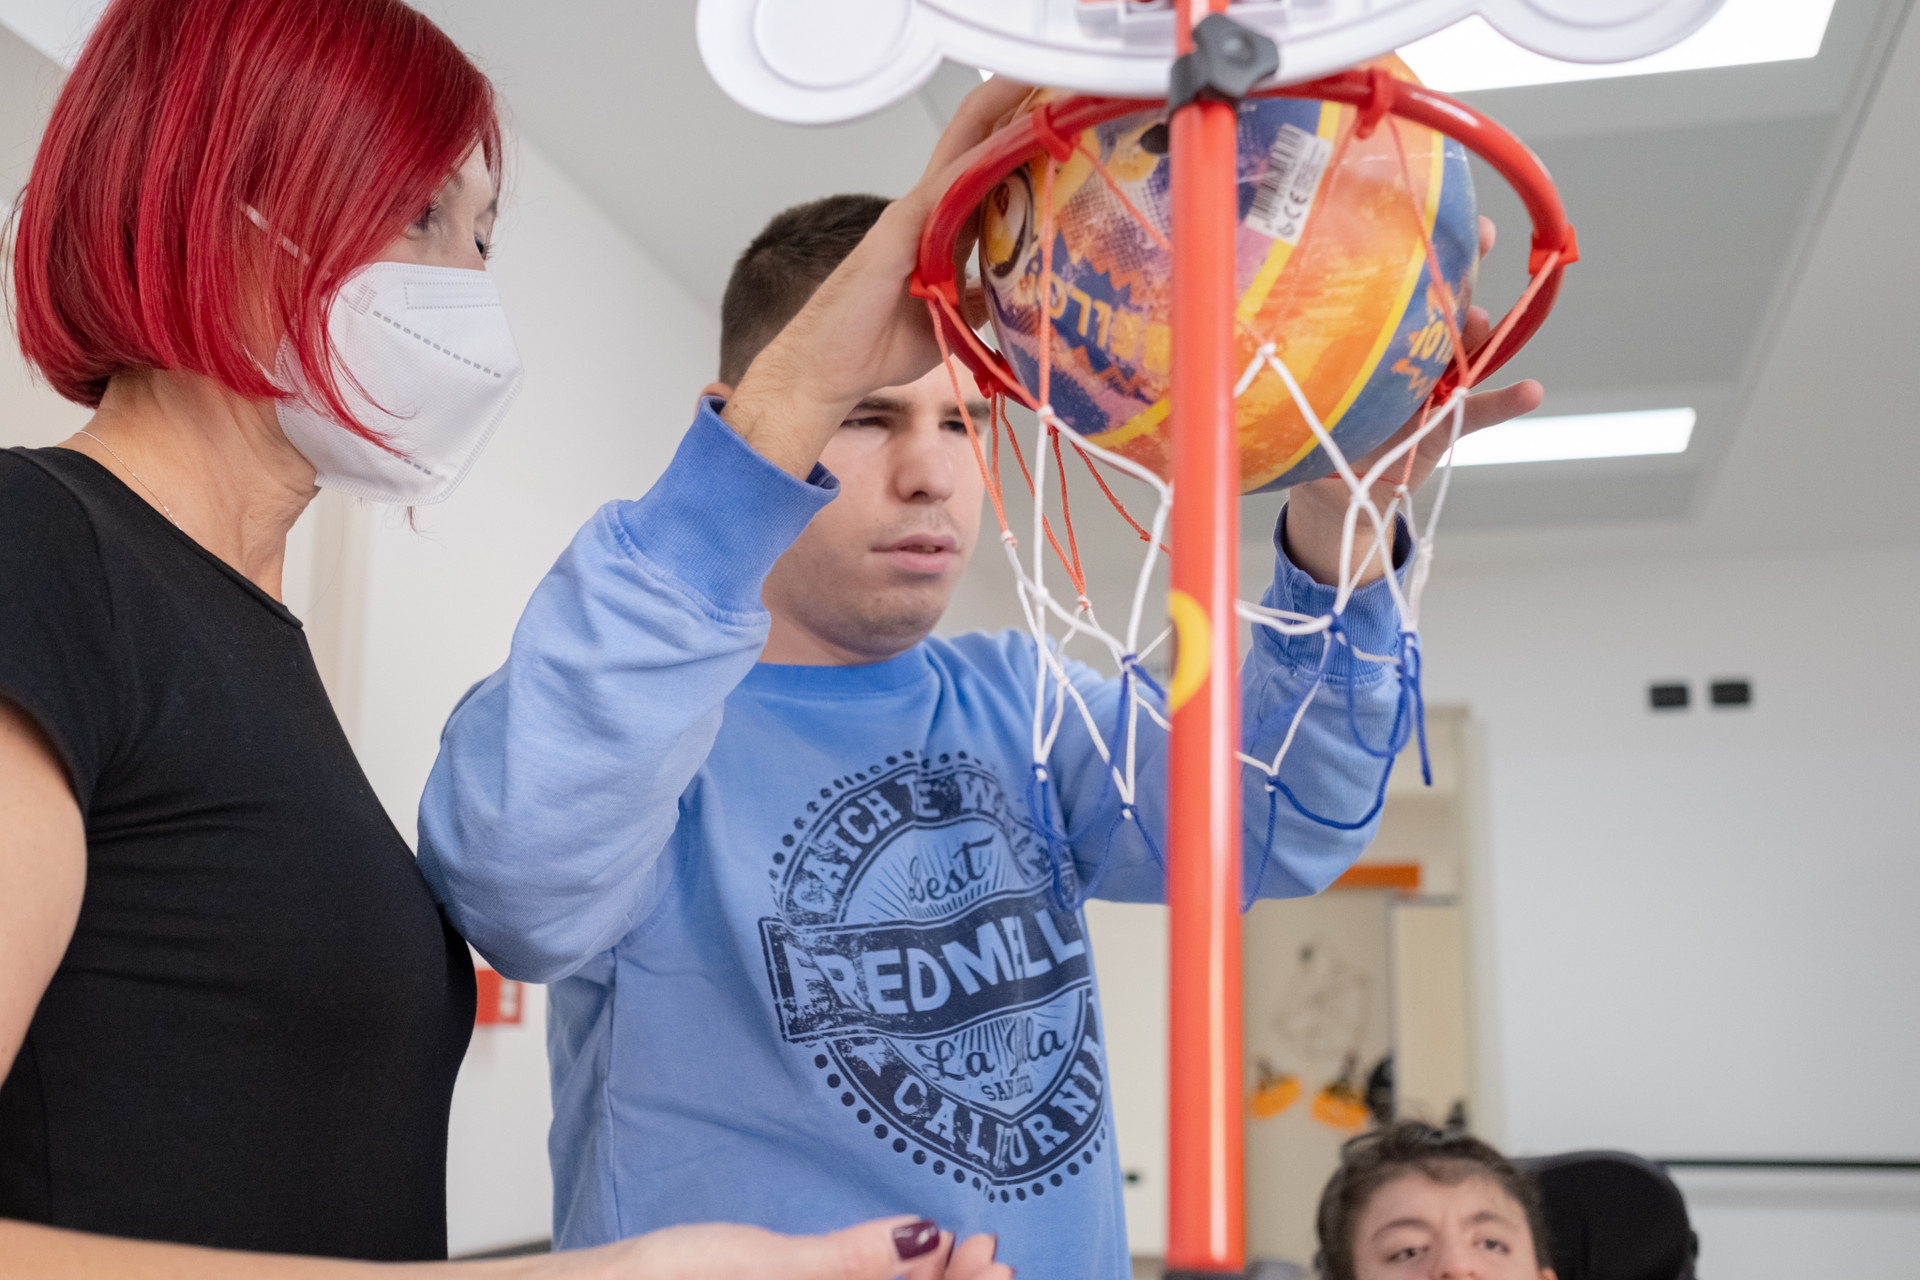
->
<box><xmin>1443</xmin><ymin>408</ymin><xmax>1697</xmax><ymax>467</ymax></box>
<box><xmin>1399</xmin><ymin>0</ymin><xmax>1836</xmax><ymax>93</ymax></box>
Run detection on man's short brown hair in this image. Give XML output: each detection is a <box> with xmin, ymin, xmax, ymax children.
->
<box><xmin>718</xmin><ymin>193</ymin><xmax>890</xmax><ymax>384</ymax></box>
<box><xmin>1315</xmin><ymin>1121</ymin><xmax>1552</xmax><ymax>1280</ymax></box>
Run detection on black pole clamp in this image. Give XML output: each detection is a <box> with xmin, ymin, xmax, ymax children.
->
<box><xmin>1141</xmin><ymin>13</ymin><xmax>1280</xmax><ymax>153</ymax></box>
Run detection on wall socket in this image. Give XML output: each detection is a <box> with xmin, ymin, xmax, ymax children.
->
<box><xmin>1648</xmin><ymin>679</ymin><xmax>1753</xmax><ymax>711</ymax></box>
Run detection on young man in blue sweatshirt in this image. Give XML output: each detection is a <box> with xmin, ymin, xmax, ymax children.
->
<box><xmin>417</xmin><ymin>81</ymin><xmax>1541</xmax><ymax>1278</ymax></box>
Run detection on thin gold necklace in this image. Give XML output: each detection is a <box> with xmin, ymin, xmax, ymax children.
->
<box><xmin>75</xmin><ymin>429</ymin><xmax>182</xmax><ymax>528</ymax></box>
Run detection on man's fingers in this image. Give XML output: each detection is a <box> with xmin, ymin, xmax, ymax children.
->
<box><xmin>1456</xmin><ymin>379</ymin><xmax>1544</xmax><ymax>437</ymax></box>
<box><xmin>921</xmin><ymin>77</ymin><xmax>1032</xmax><ymax>186</ymax></box>
<box><xmin>1478</xmin><ymin>214</ymin><xmax>1496</xmax><ymax>259</ymax></box>
<box><xmin>960</xmin><ymin>280</ymin><xmax>990</xmax><ymax>330</ymax></box>
<box><xmin>947</xmin><ymin>1233</ymin><xmax>1011</xmax><ymax>1280</ymax></box>
<box><xmin>1457</xmin><ymin>305</ymin><xmax>1491</xmax><ymax>354</ymax></box>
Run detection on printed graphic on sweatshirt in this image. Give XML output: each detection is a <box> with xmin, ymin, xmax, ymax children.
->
<box><xmin>759</xmin><ymin>750</ymin><xmax>1111</xmax><ymax>1200</ymax></box>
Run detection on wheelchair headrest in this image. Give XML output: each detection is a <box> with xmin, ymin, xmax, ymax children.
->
<box><xmin>1513</xmin><ymin>1150</ymin><xmax>1698</xmax><ymax>1280</ymax></box>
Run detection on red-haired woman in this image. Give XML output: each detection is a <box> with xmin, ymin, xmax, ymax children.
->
<box><xmin>0</xmin><ymin>1</ymin><xmax>1006</xmax><ymax>1277</ymax></box>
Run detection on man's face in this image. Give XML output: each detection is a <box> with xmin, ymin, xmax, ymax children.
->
<box><xmin>1351</xmin><ymin>1173</ymin><xmax>1555</xmax><ymax>1280</ymax></box>
<box><xmin>758</xmin><ymin>361</ymin><xmax>990</xmax><ymax>664</ymax></box>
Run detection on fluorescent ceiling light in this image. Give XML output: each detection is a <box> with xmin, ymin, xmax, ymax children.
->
<box><xmin>1399</xmin><ymin>0</ymin><xmax>1835</xmax><ymax>93</ymax></box>
<box><xmin>1444</xmin><ymin>407</ymin><xmax>1695</xmax><ymax>467</ymax></box>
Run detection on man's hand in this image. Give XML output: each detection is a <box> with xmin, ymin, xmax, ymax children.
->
<box><xmin>723</xmin><ymin>79</ymin><xmax>1031</xmax><ymax>478</ymax></box>
<box><xmin>600</xmin><ymin>1218</ymin><xmax>1011</xmax><ymax>1280</ymax></box>
<box><xmin>1283</xmin><ymin>217</ymin><xmax>1545</xmax><ymax>587</ymax></box>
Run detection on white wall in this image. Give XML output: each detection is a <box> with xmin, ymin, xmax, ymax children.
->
<box><xmin>0</xmin><ymin>22</ymin><xmax>85</xmax><ymax>445</ymax></box>
<box><xmin>335</xmin><ymin>139</ymin><xmax>719</xmax><ymax>1255</ymax></box>
<box><xmin>1418</xmin><ymin>541</ymin><xmax>1920</xmax><ymax>1276</ymax></box>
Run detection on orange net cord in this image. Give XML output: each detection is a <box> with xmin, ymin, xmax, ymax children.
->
<box><xmin>1036</xmin><ymin>157</ymin><xmax>1058</xmax><ymax>416</ymax></box>
<box><xmin>927</xmin><ymin>294</ymin><xmax>1089</xmax><ymax>601</ymax></box>
<box><xmin>1470</xmin><ymin>245</ymin><xmax>1562</xmax><ymax>386</ymax></box>
<box><xmin>1077</xmin><ymin>138</ymin><xmax>1173</xmax><ymax>256</ymax></box>
<box><xmin>1382</xmin><ymin>114</ymin><xmax>1473</xmax><ymax>398</ymax></box>
<box><xmin>1078</xmin><ymin>443</ymin><xmax>1158</xmax><ymax>545</ymax></box>
<box><xmin>1001</xmin><ymin>398</ymin><xmax>1088</xmax><ymax>599</ymax></box>
<box><xmin>928</xmin><ymin>301</ymin><xmax>1011</xmax><ymax>534</ymax></box>
<box><xmin>1050</xmin><ymin>427</ymin><xmax>1092</xmax><ymax>604</ymax></box>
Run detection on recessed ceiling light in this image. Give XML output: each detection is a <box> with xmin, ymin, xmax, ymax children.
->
<box><xmin>1443</xmin><ymin>408</ymin><xmax>1696</xmax><ymax>467</ymax></box>
<box><xmin>974</xmin><ymin>0</ymin><xmax>1829</xmax><ymax>94</ymax></box>
<box><xmin>1399</xmin><ymin>0</ymin><xmax>1835</xmax><ymax>93</ymax></box>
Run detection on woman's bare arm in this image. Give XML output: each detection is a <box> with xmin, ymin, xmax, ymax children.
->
<box><xmin>0</xmin><ymin>697</ymin><xmax>84</xmax><ymax>1084</ymax></box>
<box><xmin>0</xmin><ymin>1216</ymin><xmax>1008</xmax><ymax>1280</ymax></box>
<box><xmin>0</xmin><ymin>701</ymin><xmax>1010</xmax><ymax>1280</ymax></box>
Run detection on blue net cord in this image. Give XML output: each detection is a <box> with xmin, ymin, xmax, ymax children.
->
<box><xmin>1334</xmin><ymin>616</ymin><xmax>1414</xmax><ymax>761</ymax></box>
<box><xmin>1119</xmin><ymin>652</ymin><xmax>1167</xmax><ymax>704</ymax></box>
<box><xmin>1025</xmin><ymin>761</ymin><xmax>1080</xmax><ymax>914</ymax></box>
<box><xmin>1248</xmin><ymin>615</ymin><xmax>1431</xmax><ymax>833</ymax></box>
<box><xmin>1245</xmin><ymin>779</ymin><xmax>1283</xmax><ymax>912</ymax></box>
<box><xmin>1270</xmin><ymin>755</ymin><xmax>1394</xmax><ymax>832</ymax></box>
<box><xmin>1026</xmin><ymin>656</ymin><xmax>1180</xmax><ymax>913</ymax></box>
<box><xmin>1025</xmin><ymin>612</ymin><xmax>1431</xmax><ymax>913</ymax></box>
<box><xmin>1405</xmin><ymin>632</ymin><xmax>1432</xmax><ymax>786</ymax></box>
<box><xmin>1025</xmin><ymin>761</ymin><xmax>1166</xmax><ymax>915</ymax></box>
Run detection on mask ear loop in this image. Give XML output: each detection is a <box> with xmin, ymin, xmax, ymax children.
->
<box><xmin>243</xmin><ymin>204</ymin><xmax>309</xmax><ymax>262</ymax></box>
<box><xmin>244</xmin><ymin>202</ymin><xmax>422</xmax><ymax>463</ymax></box>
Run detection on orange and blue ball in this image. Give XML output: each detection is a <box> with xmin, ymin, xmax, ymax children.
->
<box><xmin>980</xmin><ymin>58</ymin><xmax>1478</xmax><ymax>493</ymax></box>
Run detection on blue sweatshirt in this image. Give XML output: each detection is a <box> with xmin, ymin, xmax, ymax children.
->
<box><xmin>417</xmin><ymin>401</ymin><xmax>1407</xmax><ymax>1278</ymax></box>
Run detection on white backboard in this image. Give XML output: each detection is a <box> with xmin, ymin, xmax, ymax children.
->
<box><xmin>699</xmin><ymin>0</ymin><xmax>1729</xmax><ymax>123</ymax></box>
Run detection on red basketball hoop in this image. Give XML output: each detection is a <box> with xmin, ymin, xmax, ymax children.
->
<box><xmin>911</xmin><ymin>69</ymin><xmax>1578</xmax><ymax>419</ymax></box>
<box><xmin>907</xmin><ymin>45</ymin><xmax>1577</xmax><ymax>1280</ymax></box>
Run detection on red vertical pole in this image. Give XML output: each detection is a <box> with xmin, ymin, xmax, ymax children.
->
<box><xmin>1165</xmin><ymin>0</ymin><xmax>1243</xmax><ymax>1275</ymax></box>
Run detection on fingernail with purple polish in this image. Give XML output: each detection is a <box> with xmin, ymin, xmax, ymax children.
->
<box><xmin>892</xmin><ymin>1219</ymin><xmax>941</xmax><ymax>1260</ymax></box>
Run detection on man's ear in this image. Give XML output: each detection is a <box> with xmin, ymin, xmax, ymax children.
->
<box><xmin>700</xmin><ymin>381</ymin><xmax>733</xmax><ymax>408</ymax></box>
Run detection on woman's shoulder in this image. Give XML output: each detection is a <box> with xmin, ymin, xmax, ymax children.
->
<box><xmin>1</xmin><ymin>445</ymin><xmax>101</xmax><ymax>520</ymax></box>
<box><xmin>0</xmin><ymin>447</ymin><xmax>113</xmax><ymax>585</ymax></box>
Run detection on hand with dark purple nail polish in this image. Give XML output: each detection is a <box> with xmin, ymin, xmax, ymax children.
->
<box><xmin>892</xmin><ymin>1218</ymin><xmax>941</xmax><ymax>1260</ymax></box>
<box><xmin>610</xmin><ymin>1216</ymin><xmax>1011</xmax><ymax>1280</ymax></box>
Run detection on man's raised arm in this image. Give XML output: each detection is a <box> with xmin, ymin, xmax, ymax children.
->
<box><xmin>416</xmin><ymin>406</ymin><xmax>834</xmax><ymax>983</ymax></box>
<box><xmin>417</xmin><ymin>77</ymin><xmax>1032</xmax><ymax>981</ymax></box>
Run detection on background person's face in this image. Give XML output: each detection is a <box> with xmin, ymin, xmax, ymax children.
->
<box><xmin>1352</xmin><ymin>1173</ymin><xmax>1556</xmax><ymax>1280</ymax></box>
<box><xmin>759</xmin><ymin>361</ymin><xmax>989</xmax><ymax>663</ymax></box>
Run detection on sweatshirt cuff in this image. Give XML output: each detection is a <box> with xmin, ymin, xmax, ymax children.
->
<box><xmin>1261</xmin><ymin>505</ymin><xmax>1409</xmax><ymax>681</ymax></box>
<box><xmin>612</xmin><ymin>398</ymin><xmax>838</xmax><ymax>613</ymax></box>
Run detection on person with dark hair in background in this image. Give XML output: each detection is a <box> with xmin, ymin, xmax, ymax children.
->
<box><xmin>0</xmin><ymin>2</ymin><xmax>1005</xmax><ymax>1276</ymax></box>
<box><xmin>1314</xmin><ymin>1122</ymin><xmax>1558</xmax><ymax>1280</ymax></box>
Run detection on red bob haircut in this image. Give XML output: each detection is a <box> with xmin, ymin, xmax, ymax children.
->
<box><xmin>11</xmin><ymin>0</ymin><xmax>500</xmax><ymax>440</ymax></box>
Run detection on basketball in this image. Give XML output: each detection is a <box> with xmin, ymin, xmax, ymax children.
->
<box><xmin>979</xmin><ymin>58</ymin><xmax>1479</xmax><ymax>493</ymax></box>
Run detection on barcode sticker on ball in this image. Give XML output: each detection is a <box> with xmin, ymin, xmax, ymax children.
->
<box><xmin>1246</xmin><ymin>124</ymin><xmax>1333</xmax><ymax>245</ymax></box>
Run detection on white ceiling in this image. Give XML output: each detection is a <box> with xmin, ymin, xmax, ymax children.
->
<box><xmin>416</xmin><ymin>0</ymin><xmax>1920</xmax><ymax>561</ymax></box>
<box><xmin>5</xmin><ymin>0</ymin><xmax>1917</xmax><ymax>564</ymax></box>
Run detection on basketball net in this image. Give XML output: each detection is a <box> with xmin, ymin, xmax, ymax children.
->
<box><xmin>912</xmin><ymin>52</ymin><xmax>1574</xmax><ymax>1277</ymax></box>
<box><xmin>918</xmin><ymin>70</ymin><xmax>1572</xmax><ymax>882</ymax></box>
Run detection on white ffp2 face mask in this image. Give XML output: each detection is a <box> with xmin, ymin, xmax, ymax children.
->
<box><xmin>275</xmin><ymin>262</ymin><xmax>525</xmax><ymax>505</ymax></box>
